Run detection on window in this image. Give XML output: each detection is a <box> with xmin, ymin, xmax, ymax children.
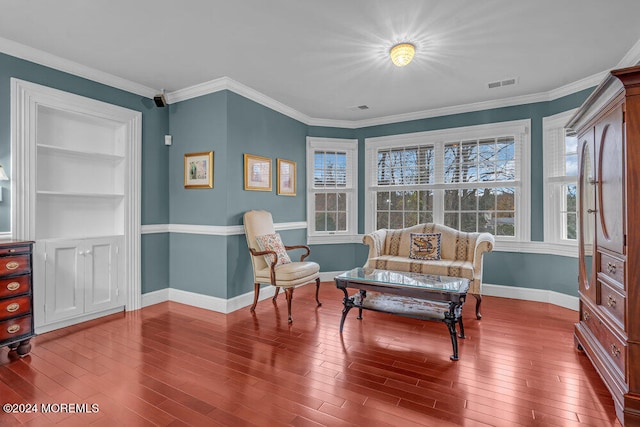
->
<box><xmin>365</xmin><ymin>120</ymin><xmax>530</xmax><ymax>241</ymax></box>
<box><xmin>306</xmin><ymin>137</ymin><xmax>358</xmax><ymax>244</ymax></box>
<box><xmin>543</xmin><ymin>110</ymin><xmax>578</xmax><ymax>247</ymax></box>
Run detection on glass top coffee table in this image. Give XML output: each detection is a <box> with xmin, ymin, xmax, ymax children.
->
<box><xmin>335</xmin><ymin>267</ymin><xmax>469</xmax><ymax>361</ymax></box>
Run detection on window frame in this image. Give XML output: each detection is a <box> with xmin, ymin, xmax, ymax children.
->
<box><xmin>306</xmin><ymin>137</ymin><xmax>359</xmax><ymax>244</ymax></box>
<box><xmin>364</xmin><ymin>120</ymin><xmax>531</xmax><ymax>242</ymax></box>
<box><xmin>543</xmin><ymin>109</ymin><xmax>579</xmax><ymax>252</ymax></box>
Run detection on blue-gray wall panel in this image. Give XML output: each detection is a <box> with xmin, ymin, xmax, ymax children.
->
<box><xmin>226</xmin><ymin>92</ymin><xmax>308</xmax><ymax>226</ymax></box>
<box><xmin>308</xmin><ymin>243</ymin><xmax>369</xmax><ymax>272</ymax></box>
<box><xmin>141</xmin><ymin>233</ymin><xmax>170</xmax><ymax>293</ymax></box>
<box><xmin>168</xmin><ymin>91</ymin><xmax>228</xmax><ymax>225</ymax></box>
<box><xmin>483</xmin><ymin>252</ymin><xmax>579</xmax><ymax>297</ymax></box>
<box><xmin>169</xmin><ymin>233</ymin><xmax>227</xmax><ymax>298</ymax></box>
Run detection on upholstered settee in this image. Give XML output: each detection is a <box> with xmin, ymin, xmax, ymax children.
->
<box><xmin>362</xmin><ymin>223</ymin><xmax>494</xmax><ymax>319</ymax></box>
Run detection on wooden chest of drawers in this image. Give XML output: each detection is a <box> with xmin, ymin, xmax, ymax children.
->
<box><xmin>0</xmin><ymin>241</ymin><xmax>34</xmax><ymax>356</ymax></box>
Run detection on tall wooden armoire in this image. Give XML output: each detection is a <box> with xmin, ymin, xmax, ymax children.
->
<box><xmin>569</xmin><ymin>65</ymin><xmax>640</xmax><ymax>426</ymax></box>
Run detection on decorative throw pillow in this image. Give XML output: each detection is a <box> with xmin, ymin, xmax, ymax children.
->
<box><xmin>409</xmin><ymin>233</ymin><xmax>441</xmax><ymax>260</ymax></box>
<box><xmin>255</xmin><ymin>233</ymin><xmax>292</xmax><ymax>266</ymax></box>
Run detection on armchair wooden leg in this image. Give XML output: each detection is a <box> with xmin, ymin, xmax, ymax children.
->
<box><xmin>285</xmin><ymin>287</ymin><xmax>294</xmax><ymax>323</ymax></box>
<box><xmin>315</xmin><ymin>277</ymin><xmax>322</xmax><ymax>307</ymax></box>
<box><xmin>272</xmin><ymin>286</ymin><xmax>280</xmax><ymax>303</ymax></box>
<box><xmin>472</xmin><ymin>294</ymin><xmax>482</xmax><ymax>320</ymax></box>
<box><xmin>250</xmin><ymin>283</ymin><xmax>260</xmax><ymax>312</ymax></box>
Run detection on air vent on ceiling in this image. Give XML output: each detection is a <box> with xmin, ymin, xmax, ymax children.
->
<box><xmin>487</xmin><ymin>77</ymin><xmax>518</xmax><ymax>89</ymax></box>
<box><xmin>348</xmin><ymin>105</ymin><xmax>369</xmax><ymax>111</ymax></box>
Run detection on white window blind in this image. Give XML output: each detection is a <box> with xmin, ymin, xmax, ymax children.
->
<box><xmin>306</xmin><ymin>138</ymin><xmax>358</xmax><ymax>243</ymax></box>
<box><xmin>365</xmin><ymin>120</ymin><xmax>530</xmax><ymax>241</ymax></box>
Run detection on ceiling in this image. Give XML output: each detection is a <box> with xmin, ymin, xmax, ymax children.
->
<box><xmin>2</xmin><ymin>0</ymin><xmax>640</xmax><ymax>123</ymax></box>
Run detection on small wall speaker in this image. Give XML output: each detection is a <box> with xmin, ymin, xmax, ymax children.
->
<box><xmin>154</xmin><ymin>93</ymin><xmax>167</xmax><ymax>107</ymax></box>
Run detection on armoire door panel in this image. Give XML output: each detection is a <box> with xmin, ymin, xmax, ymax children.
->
<box><xmin>595</xmin><ymin>106</ymin><xmax>625</xmax><ymax>254</ymax></box>
<box><xmin>578</xmin><ymin>129</ymin><xmax>597</xmax><ymax>303</ymax></box>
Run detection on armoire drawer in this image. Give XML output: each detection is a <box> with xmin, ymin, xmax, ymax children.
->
<box><xmin>0</xmin><ymin>255</ymin><xmax>31</xmax><ymax>276</ymax></box>
<box><xmin>599</xmin><ymin>252</ymin><xmax>624</xmax><ymax>286</ymax></box>
<box><xmin>0</xmin><ymin>315</ymin><xmax>32</xmax><ymax>342</ymax></box>
<box><xmin>0</xmin><ymin>275</ymin><xmax>30</xmax><ymax>299</ymax></box>
<box><xmin>599</xmin><ymin>280</ymin><xmax>625</xmax><ymax>326</ymax></box>
<box><xmin>582</xmin><ymin>305</ymin><xmax>626</xmax><ymax>375</ymax></box>
<box><xmin>0</xmin><ymin>296</ymin><xmax>31</xmax><ymax>321</ymax></box>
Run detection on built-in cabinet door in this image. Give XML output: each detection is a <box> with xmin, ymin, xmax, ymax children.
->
<box><xmin>44</xmin><ymin>240</ymin><xmax>84</xmax><ymax>323</ymax></box>
<box><xmin>84</xmin><ymin>237</ymin><xmax>121</xmax><ymax>314</ymax></box>
<box><xmin>44</xmin><ymin>236</ymin><xmax>122</xmax><ymax>325</ymax></box>
<box><xmin>595</xmin><ymin>105</ymin><xmax>625</xmax><ymax>255</ymax></box>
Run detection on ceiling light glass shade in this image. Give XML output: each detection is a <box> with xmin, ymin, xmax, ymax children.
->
<box><xmin>390</xmin><ymin>43</ymin><xmax>415</xmax><ymax>67</ymax></box>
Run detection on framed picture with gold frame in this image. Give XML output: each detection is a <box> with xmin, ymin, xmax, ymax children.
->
<box><xmin>277</xmin><ymin>158</ymin><xmax>296</xmax><ymax>196</ymax></box>
<box><xmin>244</xmin><ymin>154</ymin><xmax>272</xmax><ymax>191</ymax></box>
<box><xmin>184</xmin><ymin>151</ymin><xmax>214</xmax><ymax>188</ymax></box>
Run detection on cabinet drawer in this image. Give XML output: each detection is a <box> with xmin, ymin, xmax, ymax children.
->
<box><xmin>582</xmin><ymin>305</ymin><xmax>626</xmax><ymax>375</ymax></box>
<box><xmin>0</xmin><ymin>315</ymin><xmax>32</xmax><ymax>342</ymax></box>
<box><xmin>0</xmin><ymin>276</ymin><xmax>30</xmax><ymax>299</ymax></box>
<box><xmin>0</xmin><ymin>245</ymin><xmax>31</xmax><ymax>257</ymax></box>
<box><xmin>598</xmin><ymin>280</ymin><xmax>625</xmax><ymax>326</ymax></box>
<box><xmin>0</xmin><ymin>296</ymin><xmax>31</xmax><ymax>321</ymax></box>
<box><xmin>599</xmin><ymin>252</ymin><xmax>624</xmax><ymax>286</ymax></box>
<box><xmin>0</xmin><ymin>255</ymin><xmax>30</xmax><ymax>276</ymax></box>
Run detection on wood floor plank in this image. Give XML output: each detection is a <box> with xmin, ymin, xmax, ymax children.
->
<box><xmin>0</xmin><ymin>284</ymin><xmax>622</xmax><ymax>426</ymax></box>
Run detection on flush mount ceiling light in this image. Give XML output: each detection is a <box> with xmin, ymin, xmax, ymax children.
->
<box><xmin>390</xmin><ymin>42</ymin><xmax>415</xmax><ymax>67</ymax></box>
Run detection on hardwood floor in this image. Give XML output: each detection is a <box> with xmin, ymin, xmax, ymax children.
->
<box><xmin>0</xmin><ymin>283</ymin><xmax>621</xmax><ymax>426</ymax></box>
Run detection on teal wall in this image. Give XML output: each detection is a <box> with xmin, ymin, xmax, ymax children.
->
<box><xmin>0</xmin><ymin>50</ymin><xmax>594</xmax><ymax>302</ymax></box>
<box><xmin>0</xmin><ymin>52</ymin><xmax>170</xmax><ymax>295</ymax></box>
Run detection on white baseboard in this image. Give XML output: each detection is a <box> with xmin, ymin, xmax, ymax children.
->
<box><xmin>482</xmin><ymin>283</ymin><xmax>579</xmax><ymax>311</ymax></box>
<box><xmin>142</xmin><ymin>284</ymin><xmax>277</xmax><ymax>314</ymax></box>
<box><xmin>35</xmin><ymin>306</ymin><xmax>125</xmax><ymax>334</ymax></box>
<box><xmin>140</xmin><ymin>275</ymin><xmax>579</xmax><ymax>315</ymax></box>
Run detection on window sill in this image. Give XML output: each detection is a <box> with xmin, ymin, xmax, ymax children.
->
<box><xmin>493</xmin><ymin>240</ymin><xmax>578</xmax><ymax>258</ymax></box>
<box><xmin>307</xmin><ymin>234</ymin><xmax>363</xmax><ymax>245</ymax></box>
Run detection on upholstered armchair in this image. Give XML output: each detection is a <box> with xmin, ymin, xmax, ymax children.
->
<box><xmin>243</xmin><ymin>210</ymin><xmax>321</xmax><ymax>323</ymax></box>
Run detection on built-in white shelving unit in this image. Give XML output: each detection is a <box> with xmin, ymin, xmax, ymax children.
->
<box><xmin>11</xmin><ymin>78</ymin><xmax>141</xmax><ymax>333</ymax></box>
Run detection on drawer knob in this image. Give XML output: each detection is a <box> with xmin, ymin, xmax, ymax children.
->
<box><xmin>6</xmin><ymin>282</ymin><xmax>20</xmax><ymax>291</ymax></box>
<box><xmin>611</xmin><ymin>343</ymin><xmax>621</xmax><ymax>358</ymax></box>
<box><xmin>607</xmin><ymin>295</ymin><xmax>617</xmax><ymax>308</ymax></box>
<box><xmin>583</xmin><ymin>311</ymin><xmax>591</xmax><ymax>321</ymax></box>
<box><xmin>8</xmin><ymin>249</ymin><xmax>15</xmax><ymax>253</ymax></box>
<box><xmin>607</xmin><ymin>262</ymin><xmax>617</xmax><ymax>274</ymax></box>
<box><xmin>5</xmin><ymin>261</ymin><xmax>19</xmax><ymax>270</ymax></box>
<box><xmin>7</xmin><ymin>324</ymin><xmax>20</xmax><ymax>334</ymax></box>
<box><xmin>6</xmin><ymin>303</ymin><xmax>19</xmax><ymax>312</ymax></box>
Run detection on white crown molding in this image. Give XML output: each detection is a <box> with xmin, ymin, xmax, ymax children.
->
<box><xmin>141</xmin><ymin>221</ymin><xmax>307</xmax><ymax>235</ymax></box>
<box><xmin>166</xmin><ymin>76</ymin><xmax>312</xmax><ymax>124</ymax></box>
<box><xmin>616</xmin><ymin>37</ymin><xmax>640</xmax><ymax>68</ymax></box>
<box><xmin>0</xmin><ymin>36</ymin><xmax>157</xmax><ymax>99</ymax></box>
<box><xmin>166</xmin><ymin>71</ymin><xmax>604</xmax><ymax>130</ymax></box>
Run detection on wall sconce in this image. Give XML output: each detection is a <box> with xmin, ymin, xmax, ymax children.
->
<box><xmin>0</xmin><ymin>165</ymin><xmax>8</xmax><ymax>202</ymax></box>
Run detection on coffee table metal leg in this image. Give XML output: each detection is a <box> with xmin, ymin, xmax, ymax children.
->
<box><xmin>445</xmin><ymin>318</ymin><xmax>459</xmax><ymax>361</ymax></box>
<box><xmin>339</xmin><ymin>288</ymin><xmax>352</xmax><ymax>333</ymax></box>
